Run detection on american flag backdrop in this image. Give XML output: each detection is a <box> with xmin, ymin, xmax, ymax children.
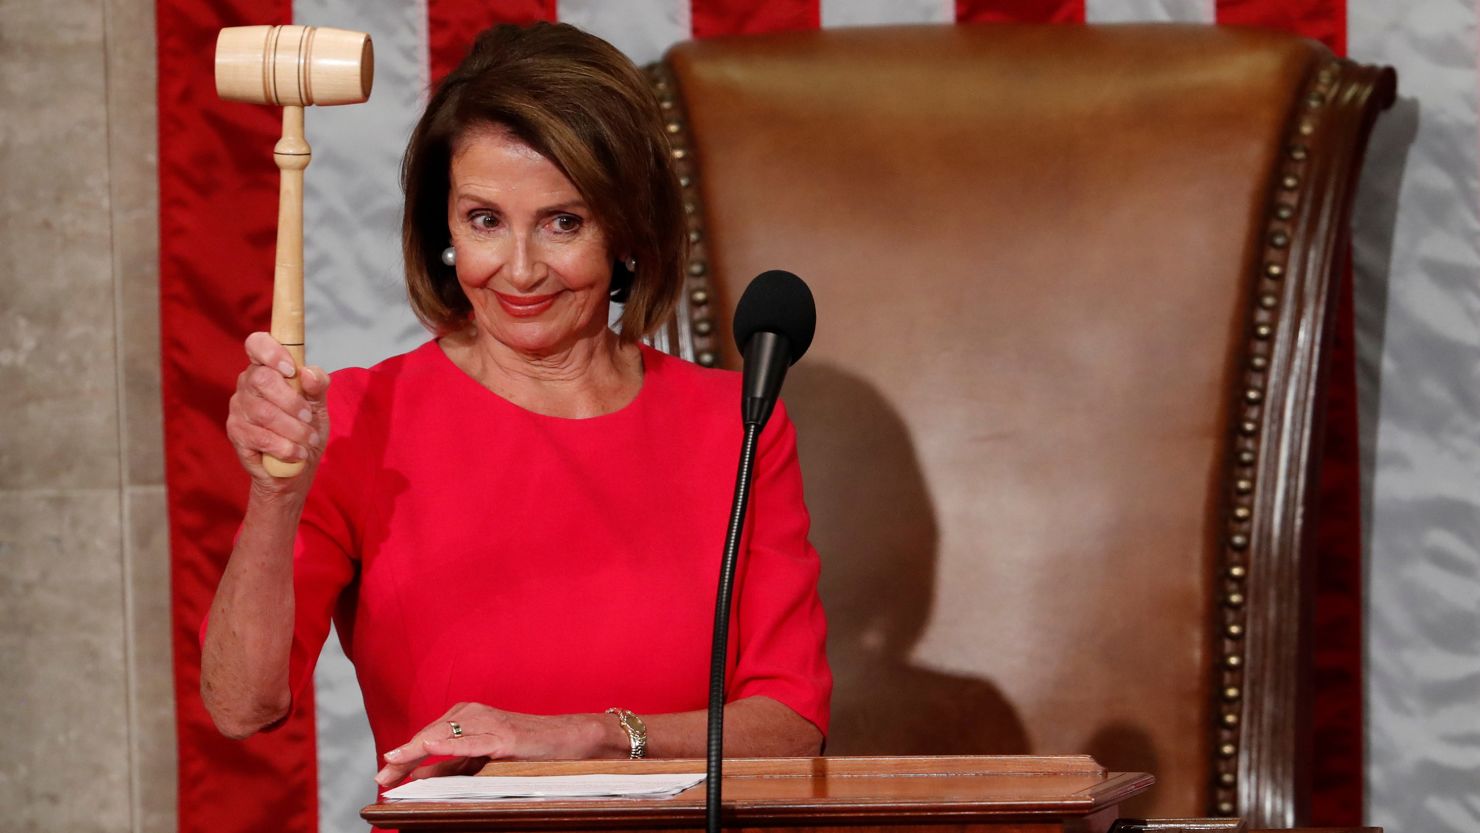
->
<box><xmin>156</xmin><ymin>2</ymin><xmax>1479</xmax><ymax>832</ymax></box>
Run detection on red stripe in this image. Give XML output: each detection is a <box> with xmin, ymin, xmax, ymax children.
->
<box><xmin>691</xmin><ymin>0</ymin><xmax>820</xmax><ymax>38</ymax></box>
<box><xmin>1215</xmin><ymin>1</ymin><xmax>1358</xmax><ymax>825</ymax></box>
<box><xmin>955</xmin><ymin>0</ymin><xmax>1086</xmax><ymax>24</ymax></box>
<box><xmin>1215</xmin><ymin>0</ymin><xmax>1345</xmax><ymax>56</ymax></box>
<box><xmin>426</xmin><ymin>0</ymin><xmax>555</xmax><ymax>84</ymax></box>
<box><xmin>158</xmin><ymin>2</ymin><xmax>318</xmax><ymax>831</ymax></box>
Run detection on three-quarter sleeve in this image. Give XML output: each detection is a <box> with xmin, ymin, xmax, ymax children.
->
<box><xmin>730</xmin><ymin>399</ymin><xmax>834</xmax><ymax>734</ymax></box>
<box><xmin>279</xmin><ymin>368</ymin><xmax>370</xmax><ymax>706</ymax></box>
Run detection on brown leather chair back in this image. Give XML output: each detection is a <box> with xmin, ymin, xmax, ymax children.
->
<box><xmin>648</xmin><ymin>25</ymin><xmax>1392</xmax><ymax>826</ymax></box>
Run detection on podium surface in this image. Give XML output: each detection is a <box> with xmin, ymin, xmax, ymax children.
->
<box><xmin>363</xmin><ymin>755</ymin><xmax>1153</xmax><ymax>833</ymax></box>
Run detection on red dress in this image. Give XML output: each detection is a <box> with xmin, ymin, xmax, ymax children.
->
<box><xmin>286</xmin><ymin>340</ymin><xmax>832</xmax><ymax>758</ymax></box>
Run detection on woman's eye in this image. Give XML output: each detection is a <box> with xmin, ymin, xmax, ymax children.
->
<box><xmin>470</xmin><ymin>211</ymin><xmax>499</xmax><ymax>230</ymax></box>
<box><xmin>551</xmin><ymin>214</ymin><xmax>582</xmax><ymax>233</ymax></box>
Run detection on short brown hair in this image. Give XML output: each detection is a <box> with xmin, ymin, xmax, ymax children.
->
<box><xmin>401</xmin><ymin>22</ymin><xmax>685</xmax><ymax>341</ymax></box>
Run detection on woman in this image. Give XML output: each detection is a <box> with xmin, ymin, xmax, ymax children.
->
<box><xmin>201</xmin><ymin>22</ymin><xmax>831</xmax><ymax>788</ymax></box>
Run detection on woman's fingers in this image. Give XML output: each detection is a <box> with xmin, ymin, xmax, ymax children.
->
<box><xmin>300</xmin><ymin>365</ymin><xmax>331</xmax><ymax>400</ymax></box>
<box><xmin>237</xmin><ymin>373</ymin><xmax>316</xmax><ymax>443</ymax></box>
<box><xmin>229</xmin><ymin>418</ymin><xmax>309</xmax><ymax>464</ymax></box>
<box><xmin>406</xmin><ymin>756</ymin><xmax>484</xmax><ymax>782</ymax></box>
<box><xmin>225</xmin><ymin>335</ymin><xmax>329</xmax><ymax>484</ymax></box>
<box><xmin>376</xmin><ymin>708</ymin><xmax>511</xmax><ymax>786</ymax></box>
<box><xmin>244</xmin><ymin>331</ymin><xmax>298</xmax><ymax>377</ymax></box>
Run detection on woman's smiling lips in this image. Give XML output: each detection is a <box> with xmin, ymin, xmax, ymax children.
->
<box><xmin>493</xmin><ymin>290</ymin><xmax>558</xmax><ymax>318</ymax></box>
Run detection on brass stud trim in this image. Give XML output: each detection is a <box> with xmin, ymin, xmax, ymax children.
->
<box><xmin>1245</xmin><ymin>388</ymin><xmax>1263</xmax><ymax>404</ymax></box>
<box><xmin>1259</xmin><ymin>294</ymin><xmax>1279</xmax><ymax>310</ymax></box>
<box><xmin>1274</xmin><ymin>204</ymin><xmax>1295</xmax><ymax>221</ymax></box>
<box><xmin>1226</xmin><ymin>623</ymin><xmax>1245</xmax><ymax>639</ymax></box>
<box><xmin>1229</xmin><ymin>534</ymin><xmax>1249</xmax><ymax>550</ymax></box>
<box><xmin>1254</xmin><ymin>323</ymin><xmax>1273</xmax><ymax>339</ymax></box>
<box><xmin>1219</xmin><ymin>743</ymin><xmax>1237</xmax><ymax>758</ymax></box>
<box><xmin>1233</xmin><ymin>506</ymin><xmax>1252</xmax><ymax>521</ymax></box>
<box><xmin>649</xmin><ymin>64</ymin><xmax>716</xmax><ymax>367</ymax></box>
<box><xmin>1250</xmin><ymin>355</ymin><xmax>1269</xmax><ymax>371</ymax></box>
<box><xmin>1265</xmin><ymin>262</ymin><xmax>1285</xmax><ymax>279</ymax></box>
<box><xmin>1289</xmin><ymin>144</ymin><xmax>1309</xmax><ymax>161</ymax></box>
<box><xmin>1228</xmin><ymin>564</ymin><xmax>1248</xmax><ymax>579</ymax></box>
<box><xmin>1225</xmin><ymin>654</ymin><xmax>1243</xmax><ymax>669</ymax></box>
<box><xmin>1282</xmin><ymin>174</ymin><xmax>1300</xmax><ymax>190</ymax></box>
<box><xmin>1237</xmin><ymin>450</ymin><xmax>1256</xmax><ymax>466</ymax></box>
<box><xmin>1225</xmin><ymin>592</ymin><xmax>1245</xmax><ymax>608</ymax></box>
<box><xmin>1217</xmin><ymin>802</ymin><xmax>1236</xmax><ymax>816</ymax></box>
<box><xmin>1223</xmin><ymin>686</ymin><xmax>1242</xmax><ymax>701</ymax></box>
<box><xmin>1235</xmin><ymin>479</ymin><xmax>1254</xmax><ymax>494</ymax></box>
<box><xmin>1239</xmin><ymin>420</ymin><xmax>1258</xmax><ymax>436</ymax></box>
<box><xmin>1219</xmin><ymin>772</ymin><xmax>1237</xmax><ymax>786</ymax></box>
<box><xmin>1222</xmin><ymin>712</ymin><xmax>1240</xmax><ymax>728</ymax></box>
<box><xmin>1270</xmin><ymin>231</ymin><xmax>1290</xmax><ymax>248</ymax></box>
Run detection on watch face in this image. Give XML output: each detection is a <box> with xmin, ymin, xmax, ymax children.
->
<box><xmin>626</xmin><ymin>712</ymin><xmax>647</xmax><ymax>734</ymax></box>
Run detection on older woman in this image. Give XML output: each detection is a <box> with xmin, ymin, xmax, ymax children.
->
<box><xmin>201</xmin><ymin>22</ymin><xmax>831</xmax><ymax>787</ymax></box>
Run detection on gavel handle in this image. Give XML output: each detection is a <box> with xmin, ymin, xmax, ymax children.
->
<box><xmin>266</xmin><ymin>105</ymin><xmax>311</xmax><ymax>478</ymax></box>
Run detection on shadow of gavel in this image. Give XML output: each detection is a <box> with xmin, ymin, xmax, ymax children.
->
<box><xmin>215</xmin><ymin>25</ymin><xmax>374</xmax><ymax>476</ymax></box>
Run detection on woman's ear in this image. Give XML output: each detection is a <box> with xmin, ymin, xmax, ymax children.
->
<box><xmin>609</xmin><ymin>256</ymin><xmax>635</xmax><ymax>303</ymax></box>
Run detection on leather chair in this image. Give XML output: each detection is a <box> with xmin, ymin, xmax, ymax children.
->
<box><xmin>644</xmin><ymin>24</ymin><xmax>1394</xmax><ymax>828</ymax></box>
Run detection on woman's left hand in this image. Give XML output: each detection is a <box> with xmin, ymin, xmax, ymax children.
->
<box><xmin>374</xmin><ymin>702</ymin><xmax>620</xmax><ymax>786</ymax></box>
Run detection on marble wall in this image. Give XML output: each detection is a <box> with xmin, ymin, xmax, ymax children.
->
<box><xmin>0</xmin><ymin>0</ymin><xmax>175</xmax><ymax>830</ymax></box>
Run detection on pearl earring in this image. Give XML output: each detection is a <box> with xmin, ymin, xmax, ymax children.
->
<box><xmin>624</xmin><ymin>257</ymin><xmax>637</xmax><ymax>272</ymax></box>
<box><xmin>441</xmin><ymin>246</ymin><xmax>456</xmax><ymax>267</ymax></box>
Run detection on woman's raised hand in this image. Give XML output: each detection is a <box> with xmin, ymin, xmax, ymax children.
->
<box><xmin>374</xmin><ymin>703</ymin><xmax>622</xmax><ymax>787</ymax></box>
<box><xmin>226</xmin><ymin>331</ymin><xmax>331</xmax><ymax>489</ymax></box>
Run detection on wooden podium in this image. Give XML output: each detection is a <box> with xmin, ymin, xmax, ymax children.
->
<box><xmin>363</xmin><ymin>756</ymin><xmax>1154</xmax><ymax>833</ymax></box>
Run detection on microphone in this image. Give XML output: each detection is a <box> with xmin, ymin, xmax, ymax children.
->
<box><xmin>733</xmin><ymin>270</ymin><xmax>817</xmax><ymax>428</ymax></box>
<box><xmin>706</xmin><ymin>270</ymin><xmax>816</xmax><ymax>833</ymax></box>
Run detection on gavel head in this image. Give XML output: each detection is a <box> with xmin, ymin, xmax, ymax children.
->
<box><xmin>216</xmin><ymin>25</ymin><xmax>373</xmax><ymax>106</ymax></box>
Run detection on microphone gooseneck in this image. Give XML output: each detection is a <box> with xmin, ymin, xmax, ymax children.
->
<box><xmin>706</xmin><ymin>270</ymin><xmax>816</xmax><ymax>833</ymax></box>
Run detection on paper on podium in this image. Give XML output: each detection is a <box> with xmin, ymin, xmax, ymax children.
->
<box><xmin>381</xmin><ymin>773</ymin><xmax>706</xmax><ymax>802</ymax></box>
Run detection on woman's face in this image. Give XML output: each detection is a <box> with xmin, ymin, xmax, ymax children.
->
<box><xmin>446</xmin><ymin>127</ymin><xmax>614</xmax><ymax>356</ymax></box>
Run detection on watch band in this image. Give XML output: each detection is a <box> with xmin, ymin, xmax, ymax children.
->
<box><xmin>605</xmin><ymin>707</ymin><xmax>648</xmax><ymax>759</ymax></box>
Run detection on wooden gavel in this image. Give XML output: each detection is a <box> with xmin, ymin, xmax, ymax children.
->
<box><xmin>215</xmin><ymin>25</ymin><xmax>374</xmax><ymax>476</ymax></box>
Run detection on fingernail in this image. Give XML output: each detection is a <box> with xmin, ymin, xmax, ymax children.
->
<box><xmin>308</xmin><ymin>431</ymin><xmax>320</xmax><ymax>447</ymax></box>
<box><xmin>298</xmin><ymin>409</ymin><xmax>312</xmax><ymax>424</ymax></box>
<box><xmin>278</xmin><ymin>361</ymin><xmax>297</xmax><ymax>377</ymax></box>
<box><xmin>374</xmin><ymin>769</ymin><xmax>391</xmax><ymax>785</ymax></box>
<box><xmin>384</xmin><ymin>748</ymin><xmax>402</xmax><ymax>762</ymax></box>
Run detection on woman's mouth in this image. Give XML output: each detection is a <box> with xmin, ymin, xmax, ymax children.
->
<box><xmin>493</xmin><ymin>291</ymin><xmax>558</xmax><ymax>318</ymax></box>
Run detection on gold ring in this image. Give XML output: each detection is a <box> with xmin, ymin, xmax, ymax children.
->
<box><xmin>448</xmin><ymin>720</ymin><xmax>463</xmax><ymax>739</ymax></box>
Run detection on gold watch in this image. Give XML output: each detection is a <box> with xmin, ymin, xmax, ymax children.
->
<box><xmin>605</xmin><ymin>707</ymin><xmax>647</xmax><ymax>759</ymax></box>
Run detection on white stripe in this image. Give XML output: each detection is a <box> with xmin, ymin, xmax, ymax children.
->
<box><xmin>296</xmin><ymin>0</ymin><xmax>431</xmax><ymax>829</ymax></box>
<box><xmin>1348</xmin><ymin>2</ymin><xmax>1480</xmax><ymax>833</ymax></box>
<box><xmin>1083</xmin><ymin>0</ymin><xmax>1215</xmax><ymax>23</ymax></box>
<box><xmin>558</xmin><ymin>0</ymin><xmax>691</xmax><ymax>65</ymax></box>
<box><xmin>820</xmin><ymin>0</ymin><xmax>953</xmax><ymax>26</ymax></box>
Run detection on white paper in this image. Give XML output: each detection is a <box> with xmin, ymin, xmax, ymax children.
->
<box><xmin>381</xmin><ymin>773</ymin><xmax>706</xmax><ymax>802</ymax></box>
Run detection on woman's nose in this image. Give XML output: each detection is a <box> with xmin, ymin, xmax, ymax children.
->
<box><xmin>506</xmin><ymin>236</ymin><xmax>546</xmax><ymax>290</ymax></box>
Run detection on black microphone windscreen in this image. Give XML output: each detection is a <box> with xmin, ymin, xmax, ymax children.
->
<box><xmin>732</xmin><ymin>270</ymin><xmax>816</xmax><ymax>365</ymax></box>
